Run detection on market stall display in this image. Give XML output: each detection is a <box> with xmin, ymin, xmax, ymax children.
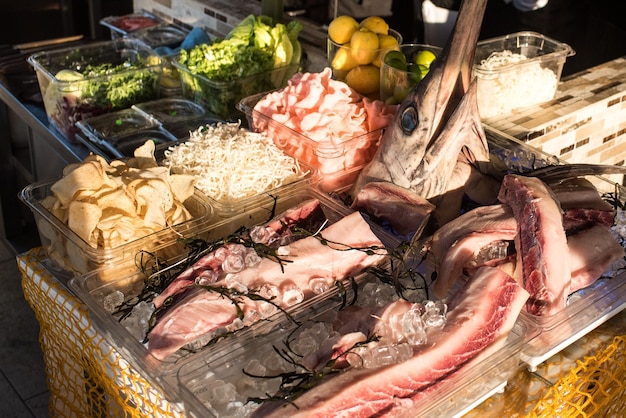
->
<box><xmin>12</xmin><ymin>0</ymin><xmax>626</xmax><ymax>416</ymax></box>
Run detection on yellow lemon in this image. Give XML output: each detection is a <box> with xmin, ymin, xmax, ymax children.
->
<box><xmin>55</xmin><ymin>69</ymin><xmax>84</xmax><ymax>81</ymax></box>
<box><xmin>350</xmin><ymin>28</ymin><xmax>380</xmax><ymax>65</ymax></box>
<box><xmin>345</xmin><ymin>64</ymin><xmax>380</xmax><ymax>96</ymax></box>
<box><xmin>372</xmin><ymin>33</ymin><xmax>400</xmax><ymax>67</ymax></box>
<box><xmin>360</xmin><ymin>16</ymin><xmax>389</xmax><ymax>35</ymax></box>
<box><xmin>331</xmin><ymin>44</ymin><xmax>358</xmax><ymax>72</ymax></box>
<box><xmin>328</xmin><ymin>15</ymin><xmax>360</xmax><ymax>44</ymax></box>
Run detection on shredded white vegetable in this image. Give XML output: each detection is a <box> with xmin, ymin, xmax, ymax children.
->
<box><xmin>162</xmin><ymin>122</ymin><xmax>308</xmax><ymax>204</ymax></box>
<box><xmin>475</xmin><ymin>50</ymin><xmax>559</xmax><ymax>119</ymax></box>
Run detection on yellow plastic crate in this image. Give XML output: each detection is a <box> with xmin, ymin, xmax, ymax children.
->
<box><xmin>18</xmin><ymin>248</ymin><xmax>184</xmax><ymax>417</ymax></box>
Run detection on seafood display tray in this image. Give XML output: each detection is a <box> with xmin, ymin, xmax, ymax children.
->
<box><xmin>20</xmin><ymin>180</ymin><xmax>214</xmax><ymax>281</ymax></box>
<box><xmin>67</xmin><ymin>186</ymin><xmax>391</xmax><ymax>375</ymax></box>
<box><xmin>175</xmin><ymin>268</ymin><xmax>529</xmax><ymax>418</ymax></box>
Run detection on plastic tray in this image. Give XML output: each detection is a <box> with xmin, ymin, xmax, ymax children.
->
<box><xmin>132</xmin><ymin>98</ymin><xmax>222</xmax><ymax>139</ymax></box>
<box><xmin>27</xmin><ymin>38</ymin><xmax>163</xmax><ymax>141</ymax></box>
<box><xmin>172</xmin><ymin>56</ymin><xmax>298</xmax><ymax>120</ymax></box>
<box><xmin>67</xmin><ymin>187</ymin><xmax>397</xmax><ymax>373</ymax></box>
<box><xmin>20</xmin><ymin>179</ymin><xmax>214</xmax><ymax>280</ymax></box>
<box><xmin>175</xmin><ymin>263</ymin><xmax>529</xmax><ymax>418</ymax></box>
<box><xmin>238</xmin><ymin>92</ymin><xmax>384</xmax><ymax>176</ymax></box>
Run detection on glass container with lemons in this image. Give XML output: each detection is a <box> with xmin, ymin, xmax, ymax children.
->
<box><xmin>327</xmin><ymin>15</ymin><xmax>402</xmax><ymax>98</ymax></box>
<box><xmin>380</xmin><ymin>44</ymin><xmax>442</xmax><ymax>105</ymax></box>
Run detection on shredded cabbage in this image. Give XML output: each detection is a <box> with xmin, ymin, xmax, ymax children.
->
<box><xmin>162</xmin><ymin>122</ymin><xmax>308</xmax><ymax>204</ymax></box>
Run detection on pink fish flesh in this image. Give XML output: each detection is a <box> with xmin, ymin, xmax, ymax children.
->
<box><xmin>252</xmin><ymin>266</ymin><xmax>528</xmax><ymax>417</ymax></box>
<box><xmin>497</xmin><ymin>174</ymin><xmax>571</xmax><ymax>316</ymax></box>
<box><xmin>152</xmin><ymin>198</ymin><xmax>325</xmax><ymax>309</ymax></box>
<box><xmin>351</xmin><ymin>181</ymin><xmax>435</xmax><ymax>237</ymax></box>
<box><xmin>567</xmin><ymin>224</ymin><xmax>625</xmax><ymax>292</ymax></box>
<box><xmin>147</xmin><ymin>211</ymin><xmax>388</xmax><ymax>360</ymax></box>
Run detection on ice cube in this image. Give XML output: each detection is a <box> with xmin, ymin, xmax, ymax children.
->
<box><xmin>309</xmin><ymin>277</ymin><xmax>332</xmax><ymax>294</ymax></box>
<box><xmin>102</xmin><ymin>290</ymin><xmax>124</xmax><ymax>313</ymax></box>
<box><xmin>402</xmin><ymin>308</ymin><xmax>428</xmax><ymax>346</ymax></box>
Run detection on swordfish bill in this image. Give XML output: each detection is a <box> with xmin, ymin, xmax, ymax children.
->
<box><xmin>352</xmin><ymin>0</ymin><xmax>490</xmax><ymax>203</ymax></box>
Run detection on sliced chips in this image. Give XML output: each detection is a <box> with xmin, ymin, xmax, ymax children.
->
<box><xmin>46</xmin><ymin>140</ymin><xmax>196</xmax><ymax>252</ymax></box>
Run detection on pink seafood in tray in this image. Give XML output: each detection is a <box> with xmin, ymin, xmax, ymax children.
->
<box><xmin>251</xmin><ymin>68</ymin><xmax>398</xmax><ymax>175</ymax></box>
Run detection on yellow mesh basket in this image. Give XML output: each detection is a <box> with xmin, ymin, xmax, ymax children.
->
<box><xmin>18</xmin><ymin>248</ymin><xmax>184</xmax><ymax>417</ymax></box>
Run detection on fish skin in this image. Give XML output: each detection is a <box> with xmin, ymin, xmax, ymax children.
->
<box><xmin>352</xmin><ymin>0</ymin><xmax>490</xmax><ymax>214</ymax></box>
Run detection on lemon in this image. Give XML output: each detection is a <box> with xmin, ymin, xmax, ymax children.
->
<box><xmin>55</xmin><ymin>69</ymin><xmax>84</xmax><ymax>81</ymax></box>
<box><xmin>331</xmin><ymin>44</ymin><xmax>359</xmax><ymax>72</ymax></box>
<box><xmin>414</xmin><ymin>50</ymin><xmax>437</xmax><ymax>67</ymax></box>
<box><xmin>328</xmin><ymin>15</ymin><xmax>360</xmax><ymax>44</ymax></box>
<box><xmin>350</xmin><ymin>28</ymin><xmax>380</xmax><ymax>65</ymax></box>
<box><xmin>360</xmin><ymin>16</ymin><xmax>389</xmax><ymax>35</ymax></box>
<box><xmin>345</xmin><ymin>64</ymin><xmax>380</xmax><ymax>96</ymax></box>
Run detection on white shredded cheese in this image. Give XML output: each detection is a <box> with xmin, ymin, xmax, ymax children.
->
<box><xmin>162</xmin><ymin>122</ymin><xmax>308</xmax><ymax>204</ymax></box>
<box><xmin>474</xmin><ymin>50</ymin><xmax>559</xmax><ymax>119</ymax></box>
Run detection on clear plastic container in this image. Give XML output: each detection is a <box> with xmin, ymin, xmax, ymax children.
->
<box><xmin>75</xmin><ymin>108</ymin><xmax>178</xmax><ymax>159</ymax></box>
<box><xmin>175</xmin><ymin>263</ymin><xmax>529</xmax><ymax>418</ymax></box>
<box><xmin>172</xmin><ymin>56</ymin><xmax>299</xmax><ymax>120</ymax></box>
<box><xmin>27</xmin><ymin>38</ymin><xmax>163</xmax><ymax>141</ymax></box>
<box><xmin>472</xmin><ymin>31</ymin><xmax>575</xmax><ymax>119</ymax></box>
<box><xmin>238</xmin><ymin>92</ymin><xmax>384</xmax><ymax>176</ymax></box>
<box><xmin>20</xmin><ymin>179</ymin><xmax>214</xmax><ymax>280</ymax></box>
<box><xmin>67</xmin><ymin>187</ymin><xmax>395</xmax><ymax>373</ymax></box>
<box><xmin>129</xmin><ymin>24</ymin><xmax>189</xmax><ymax>49</ymax></box>
<box><xmin>100</xmin><ymin>11</ymin><xmax>163</xmax><ymax>38</ymax></box>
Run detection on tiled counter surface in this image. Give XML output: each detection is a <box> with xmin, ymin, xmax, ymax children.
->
<box><xmin>485</xmin><ymin>56</ymin><xmax>626</xmax><ymax>184</ymax></box>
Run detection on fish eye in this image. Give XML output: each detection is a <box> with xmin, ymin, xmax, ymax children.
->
<box><xmin>400</xmin><ymin>106</ymin><xmax>418</xmax><ymax>134</ymax></box>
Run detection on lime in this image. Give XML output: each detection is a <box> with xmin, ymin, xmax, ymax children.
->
<box><xmin>409</xmin><ymin>63</ymin><xmax>432</xmax><ymax>84</ymax></box>
<box><xmin>383</xmin><ymin>50</ymin><xmax>407</xmax><ymax>71</ymax></box>
<box><xmin>414</xmin><ymin>50</ymin><xmax>437</xmax><ymax>67</ymax></box>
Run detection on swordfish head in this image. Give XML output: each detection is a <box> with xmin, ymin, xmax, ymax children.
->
<box><xmin>352</xmin><ymin>0</ymin><xmax>491</xmax><ymax>204</ymax></box>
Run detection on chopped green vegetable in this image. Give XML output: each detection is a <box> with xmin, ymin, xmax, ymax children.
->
<box><xmin>177</xmin><ymin>14</ymin><xmax>302</xmax><ymax>118</ymax></box>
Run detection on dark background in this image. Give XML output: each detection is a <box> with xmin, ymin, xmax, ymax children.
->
<box><xmin>0</xmin><ymin>0</ymin><xmax>133</xmax><ymax>45</ymax></box>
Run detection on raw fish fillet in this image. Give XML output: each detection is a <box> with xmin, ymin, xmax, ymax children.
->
<box><xmin>252</xmin><ymin>266</ymin><xmax>528</xmax><ymax>417</ymax></box>
<box><xmin>498</xmin><ymin>174</ymin><xmax>570</xmax><ymax>316</ymax></box>
<box><xmin>147</xmin><ymin>211</ymin><xmax>388</xmax><ymax>360</ymax></box>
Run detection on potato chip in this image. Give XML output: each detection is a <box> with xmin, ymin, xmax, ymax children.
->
<box><xmin>51</xmin><ymin>161</ymin><xmax>111</xmax><ymax>206</ymax></box>
<box><xmin>45</xmin><ymin>141</ymin><xmax>200</xmax><ymax>277</ymax></box>
<box><xmin>94</xmin><ymin>188</ymin><xmax>137</xmax><ymax>217</ymax></box>
<box><xmin>68</xmin><ymin>200</ymin><xmax>102</xmax><ymax>246</ymax></box>
<box><xmin>168</xmin><ymin>174</ymin><xmax>196</xmax><ymax>203</ymax></box>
